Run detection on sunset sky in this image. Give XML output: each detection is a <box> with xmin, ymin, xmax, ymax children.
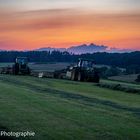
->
<box><xmin>0</xmin><ymin>0</ymin><xmax>140</xmax><ymax>50</ymax></box>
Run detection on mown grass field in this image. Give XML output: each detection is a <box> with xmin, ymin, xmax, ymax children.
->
<box><xmin>0</xmin><ymin>75</ymin><xmax>140</xmax><ymax>140</ymax></box>
<box><xmin>101</xmin><ymin>79</ymin><xmax>140</xmax><ymax>90</ymax></box>
<box><xmin>108</xmin><ymin>74</ymin><xmax>139</xmax><ymax>83</ymax></box>
<box><xmin>29</xmin><ymin>62</ymin><xmax>70</xmax><ymax>72</ymax></box>
<box><xmin>0</xmin><ymin>62</ymin><xmax>70</xmax><ymax>70</ymax></box>
<box><xmin>0</xmin><ymin>63</ymin><xmax>13</xmax><ymax>67</ymax></box>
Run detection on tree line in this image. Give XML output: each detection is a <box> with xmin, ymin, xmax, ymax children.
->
<box><xmin>0</xmin><ymin>51</ymin><xmax>140</xmax><ymax>73</ymax></box>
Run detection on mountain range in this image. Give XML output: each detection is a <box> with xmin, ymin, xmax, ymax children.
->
<box><xmin>0</xmin><ymin>43</ymin><xmax>135</xmax><ymax>54</ymax></box>
<box><xmin>35</xmin><ymin>43</ymin><xmax>109</xmax><ymax>54</ymax></box>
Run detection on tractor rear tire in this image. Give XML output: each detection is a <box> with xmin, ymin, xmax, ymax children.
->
<box><xmin>27</xmin><ymin>67</ymin><xmax>30</xmax><ymax>75</ymax></box>
<box><xmin>71</xmin><ymin>71</ymin><xmax>75</xmax><ymax>81</ymax></box>
<box><xmin>12</xmin><ymin>63</ymin><xmax>19</xmax><ymax>75</ymax></box>
<box><xmin>71</xmin><ymin>70</ymin><xmax>78</xmax><ymax>81</ymax></box>
<box><xmin>78</xmin><ymin>72</ymin><xmax>84</xmax><ymax>81</ymax></box>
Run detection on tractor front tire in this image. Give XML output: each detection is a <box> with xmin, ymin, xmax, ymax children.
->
<box><xmin>93</xmin><ymin>74</ymin><xmax>100</xmax><ymax>83</ymax></box>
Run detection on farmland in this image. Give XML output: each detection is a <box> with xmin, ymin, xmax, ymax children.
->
<box><xmin>0</xmin><ymin>74</ymin><xmax>140</xmax><ymax>140</ymax></box>
<box><xmin>108</xmin><ymin>74</ymin><xmax>139</xmax><ymax>83</ymax></box>
<box><xmin>29</xmin><ymin>62</ymin><xmax>71</xmax><ymax>72</ymax></box>
<box><xmin>0</xmin><ymin>62</ymin><xmax>71</xmax><ymax>72</ymax></box>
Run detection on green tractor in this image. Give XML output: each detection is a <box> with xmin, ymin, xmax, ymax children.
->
<box><xmin>66</xmin><ymin>58</ymin><xmax>100</xmax><ymax>83</ymax></box>
<box><xmin>12</xmin><ymin>57</ymin><xmax>30</xmax><ymax>75</ymax></box>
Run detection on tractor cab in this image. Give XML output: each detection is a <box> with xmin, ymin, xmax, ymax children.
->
<box><xmin>66</xmin><ymin>58</ymin><xmax>100</xmax><ymax>83</ymax></box>
<box><xmin>77</xmin><ymin>58</ymin><xmax>95</xmax><ymax>69</ymax></box>
<box><xmin>13</xmin><ymin>57</ymin><xmax>30</xmax><ymax>75</ymax></box>
<box><xmin>16</xmin><ymin>57</ymin><xmax>28</xmax><ymax>64</ymax></box>
<box><xmin>16</xmin><ymin>57</ymin><xmax>28</xmax><ymax>69</ymax></box>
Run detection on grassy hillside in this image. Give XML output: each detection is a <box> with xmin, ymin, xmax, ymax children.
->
<box><xmin>0</xmin><ymin>63</ymin><xmax>13</xmax><ymax>67</ymax></box>
<box><xmin>101</xmin><ymin>79</ymin><xmax>140</xmax><ymax>90</ymax></box>
<box><xmin>108</xmin><ymin>74</ymin><xmax>139</xmax><ymax>83</ymax></box>
<box><xmin>0</xmin><ymin>75</ymin><xmax>140</xmax><ymax>140</ymax></box>
<box><xmin>29</xmin><ymin>62</ymin><xmax>70</xmax><ymax>72</ymax></box>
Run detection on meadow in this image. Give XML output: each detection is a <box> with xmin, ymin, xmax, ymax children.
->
<box><xmin>108</xmin><ymin>74</ymin><xmax>139</xmax><ymax>83</ymax></box>
<box><xmin>29</xmin><ymin>62</ymin><xmax>71</xmax><ymax>72</ymax></box>
<box><xmin>0</xmin><ymin>74</ymin><xmax>140</xmax><ymax>140</ymax></box>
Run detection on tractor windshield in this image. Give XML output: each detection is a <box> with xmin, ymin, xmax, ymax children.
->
<box><xmin>16</xmin><ymin>58</ymin><xmax>28</xmax><ymax>64</ymax></box>
<box><xmin>82</xmin><ymin>61</ymin><xmax>94</xmax><ymax>68</ymax></box>
<box><xmin>78</xmin><ymin>60</ymin><xmax>94</xmax><ymax>68</ymax></box>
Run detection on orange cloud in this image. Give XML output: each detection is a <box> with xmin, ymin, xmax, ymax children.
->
<box><xmin>0</xmin><ymin>9</ymin><xmax>140</xmax><ymax>50</ymax></box>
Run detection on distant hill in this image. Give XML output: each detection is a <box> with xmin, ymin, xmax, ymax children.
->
<box><xmin>0</xmin><ymin>49</ymin><xmax>5</xmax><ymax>52</ymax></box>
<box><xmin>0</xmin><ymin>43</ymin><xmax>135</xmax><ymax>53</ymax></box>
<box><xmin>35</xmin><ymin>47</ymin><xmax>66</xmax><ymax>52</ymax></box>
<box><xmin>67</xmin><ymin>43</ymin><xmax>108</xmax><ymax>54</ymax></box>
<box><xmin>35</xmin><ymin>43</ymin><xmax>108</xmax><ymax>54</ymax></box>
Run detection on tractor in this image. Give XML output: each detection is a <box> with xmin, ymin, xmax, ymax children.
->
<box><xmin>66</xmin><ymin>58</ymin><xmax>100</xmax><ymax>83</ymax></box>
<box><xmin>12</xmin><ymin>57</ymin><xmax>30</xmax><ymax>75</ymax></box>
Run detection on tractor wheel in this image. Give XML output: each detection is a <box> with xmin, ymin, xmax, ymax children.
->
<box><xmin>78</xmin><ymin>72</ymin><xmax>84</xmax><ymax>81</ymax></box>
<box><xmin>27</xmin><ymin>67</ymin><xmax>31</xmax><ymax>75</ymax></box>
<box><xmin>93</xmin><ymin>73</ymin><xmax>100</xmax><ymax>83</ymax></box>
<box><xmin>71</xmin><ymin>71</ymin><xmax>75</xmax><ymax>81</ymax></box>
<box><xmin>12</xmin><ymin>63</ymin><xmax>19</xmax><ymax>75</ymax></box>
<box><xmin>71</xmin><ymin>70</ymin><xmax>78</xmax><ymax>81</ymax></box>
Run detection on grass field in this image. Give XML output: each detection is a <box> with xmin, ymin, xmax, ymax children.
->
<box><xmin>101</xmin><ymin>79</ymin><xmax>140</xmax><ymax>90</ymax></box>
<box><xmin>0</xmin><ymin>62</ymin><xmax>71</xmax><ymax>73</ymax></box>
<box><xmin>0</xmin><ymin>63</ymin><xmax>13</xmax><ymax>67</ymax></box>
<box><xmin>0</xmin><ymin>75</ymin><xmax>140</xmax><ymax>140</ymax></box>
<box><xmin>29</xmin><ymin>62</ymin><xmax>71</xmax><ymax>72</ymax></box>
<box><xmin>108</xmin><ymin>74</ymin><xmax>139</xmax><ymax>83</ymax></box>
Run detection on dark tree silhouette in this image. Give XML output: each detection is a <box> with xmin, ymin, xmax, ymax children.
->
<box><xmin>0</xmin><ymin>51</ymin><xmax>140</xmax><ymax>74</ymax></box>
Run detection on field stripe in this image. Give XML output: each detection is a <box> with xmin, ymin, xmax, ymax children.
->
<box><xmin>0</xmin><ymin>76</ymin><xmax>140</xmax><ymax>117</ymax></box>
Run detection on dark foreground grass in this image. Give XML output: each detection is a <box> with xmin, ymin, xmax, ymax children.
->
<box><xmin>0</xmin><ymin>75</ymin><xmax>140</xmax><ymax>140</ymax></box>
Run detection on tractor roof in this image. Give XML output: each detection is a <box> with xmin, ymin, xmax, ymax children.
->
<box><xmin>78</xmin><ymin>58</ymin><xmax>95</xmax><ymax>62</ymax></box>
<box><xmin>16</xmin><ymin>57</ymin><xmax>28</xmax><ymax>59</ymax></box>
